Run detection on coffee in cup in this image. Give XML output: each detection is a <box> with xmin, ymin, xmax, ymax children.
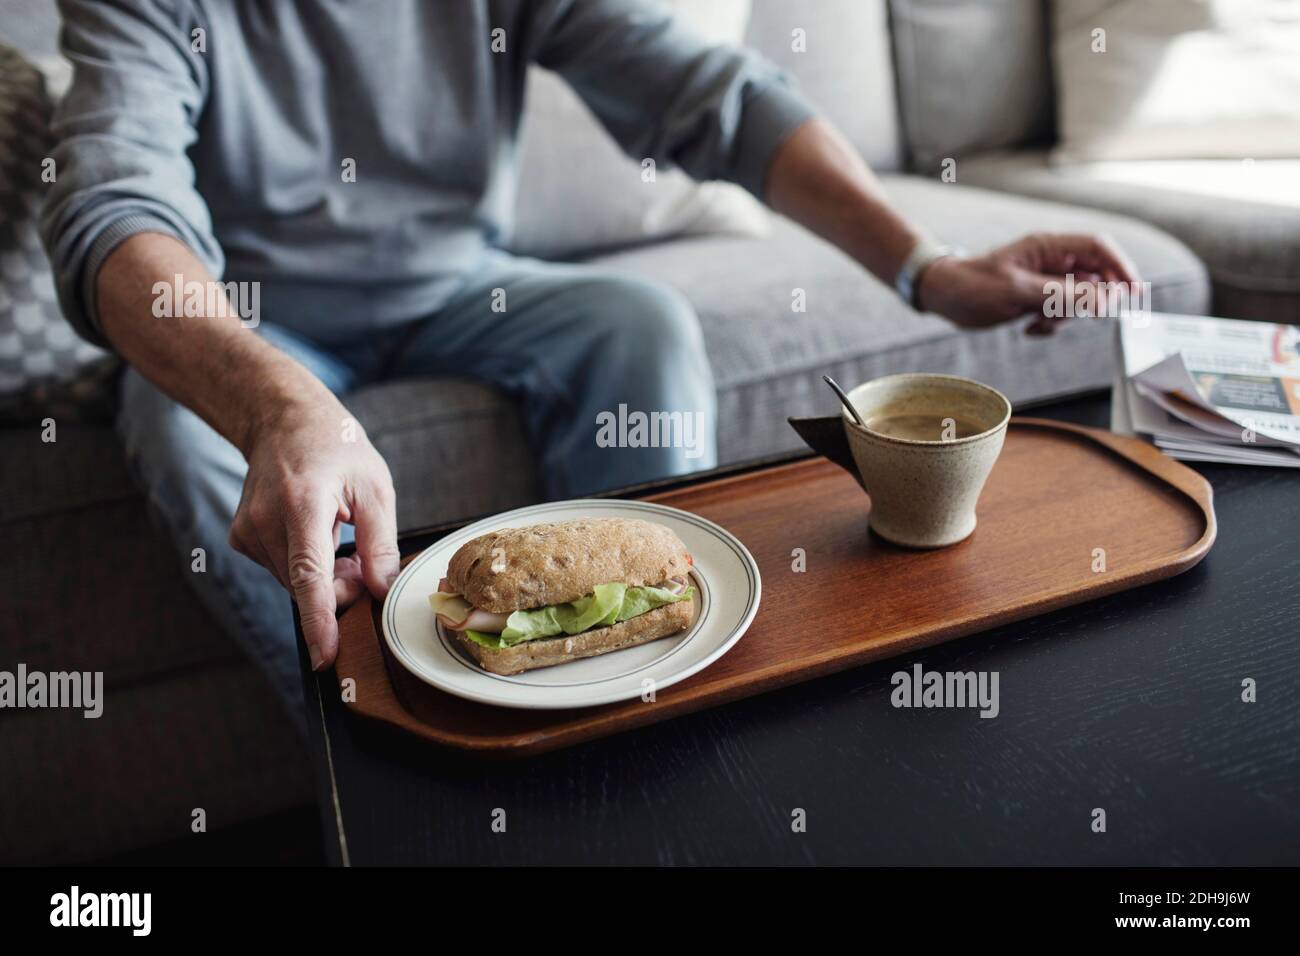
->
<box><xmin>841</xmin><ymin>373</ymin><xmax>1011</xmax><ymax>548</ymax></box>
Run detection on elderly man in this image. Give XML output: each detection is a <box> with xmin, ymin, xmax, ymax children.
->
<box><xmin>42</xmin><ymin>0</ymin><xmax>1136</xmax><ymax>730</ymax></box>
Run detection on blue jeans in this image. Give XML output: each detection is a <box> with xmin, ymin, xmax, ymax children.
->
<box><xmin>117</xmin><ymin>253</ymin><xmax>718</xmax><ymax>734</ymax></box>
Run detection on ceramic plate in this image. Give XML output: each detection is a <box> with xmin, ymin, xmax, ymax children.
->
<box><xmin>382</xmin><ymin>498</ymin><xmax>761</xmax><ymax>709</ymax></box>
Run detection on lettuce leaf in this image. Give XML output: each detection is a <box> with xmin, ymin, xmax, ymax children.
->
<box><xmin>502</xmin><ymin>583</ymin><xmax>625</xmax><ymax>644</ymax></box>
<box><xmin>462</xmin><ymin>629</ymin><xmax>509</xmax><ymax>649</ymax></box>
<box><xmin>460</xmin><ymin>582</ymin><xmax>694</xmax><ymax>648</ymax></box>
<box><xmin>617</xmin><ymin>584</ymin><xmax>691</xmax><ymax>622</ymax></box>
<box><xmin>553</xmin><ymin>582</ymin><xmax>627</xmax><ymax>634</ymax></box>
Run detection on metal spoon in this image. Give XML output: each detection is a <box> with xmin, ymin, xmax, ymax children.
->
<box><xmin>823</xmin><ymin>374</ymin><xmax>864</xmax><ymax>426</ymax></box>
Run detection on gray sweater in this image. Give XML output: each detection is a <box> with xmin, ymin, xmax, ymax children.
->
<box><xmin>41</xmin><ymin>0</ymin><xmax>814</xmax><ymax>346</ymax></box>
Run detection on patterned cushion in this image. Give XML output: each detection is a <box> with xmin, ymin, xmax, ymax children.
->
<box><xmin>0</xmin><ymin>44</ymin><xmax>118</xmax><ymax>425</ymax></box>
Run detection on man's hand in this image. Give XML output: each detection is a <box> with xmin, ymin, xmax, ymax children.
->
<box><xmin>96</xmin><ymin>234</ymin><xmax>401</xmax><ymax>672</ymax></box>
<box><xmin>231</xmin><ymin>397</ymin><xmax>401</xmax><ymax>670</ymax></box>
<box><xmin>915</xmin><ymin>233</ymin><xmax>1142</xmax><ymax>335</ymax></box>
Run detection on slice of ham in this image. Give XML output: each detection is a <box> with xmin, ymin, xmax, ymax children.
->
<box><xmin>429</xmin><ymin>589</ymin><xmax>511</xmax><ymax>633</ymax></box>
<box><xmin>438</xmin><ymin>607</ymin><xmax>511</xmax><ymax>633</ymax></box>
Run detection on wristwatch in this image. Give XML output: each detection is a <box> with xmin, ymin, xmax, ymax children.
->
<box><xmin>895</xmin><ymin>238</ymin><xmax>961</xmax><ymax>310</ymax></box>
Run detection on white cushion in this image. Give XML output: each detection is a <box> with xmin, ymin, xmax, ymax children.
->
<box><xmin>509</xmin><ymin>0</ymin><xmax>769</xmax><ymax>259</ymax></box>
<box><xmin>1052</xmin><ymin>0</ymin><xmax>1300</xmax><ymax>163</ymax></box>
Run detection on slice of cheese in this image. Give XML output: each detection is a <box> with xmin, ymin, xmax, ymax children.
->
<box><xmin>428</xmin><ymin>591</ymin><xmax>473</xmax><ymax>624</ymax></box>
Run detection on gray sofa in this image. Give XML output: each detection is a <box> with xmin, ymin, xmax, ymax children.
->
<box><xmin>6</xmin><ymin>0</ymin><xmax>1271</xmax><ymax>864</ymax></box>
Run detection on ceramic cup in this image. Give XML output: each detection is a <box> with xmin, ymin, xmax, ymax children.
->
<box><xmin>841</xmin><ymin>373</ymin><xmax>1011</xmax><ymax>548</ymax></box>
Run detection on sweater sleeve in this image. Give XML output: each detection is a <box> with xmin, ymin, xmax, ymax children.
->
<box><xmin>529</xmin><ymin>0</ymin><xmax>817</xmax><ymax>200</ymax></box>
<box><xmin>40</xmin><ymin>0</ymin><xmax>222</xmax><ymax>348</ymax></box>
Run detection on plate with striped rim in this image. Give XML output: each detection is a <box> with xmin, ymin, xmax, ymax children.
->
<box><xmin>381</xmin><ymin>498</ymin><xmax>761</xmax><ymax>709</ymax></box>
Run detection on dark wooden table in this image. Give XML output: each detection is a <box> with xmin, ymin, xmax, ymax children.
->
<box><xmin>299</xmin><ymin>391</ymin><xmax>1300</xmax><ymax>866</ymax></box>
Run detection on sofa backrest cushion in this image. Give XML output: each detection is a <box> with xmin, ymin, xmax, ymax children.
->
<box><xmin>1052</xmin><ymin>0</ymin><xmax>1300</xmax><ymax>163</ymax></box>
<box><xmin>508</xmin><ymin>0</ymin><xmax>776</xmax><ymax>260</ymax></box>
<box><xmin>745</xmin><ymin>0</ymin><xmax>902</xmax><ymax>171</ymax></box>
<box><xmin>889</xmin><ymin>0</ymin><xmax>1054</xmax><ymax>173</ymax></box>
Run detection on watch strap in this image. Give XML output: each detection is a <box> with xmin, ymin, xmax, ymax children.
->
<box><xmin>895</xmin><ymin>239</ymin><xmax>960</xmax><ymax>310</ymax></box>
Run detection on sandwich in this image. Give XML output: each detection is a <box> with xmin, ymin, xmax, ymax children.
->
<box><xmin>429</xmin><ymin>517</ymin><xmax>696</xmax><ymax>675</ymax></box>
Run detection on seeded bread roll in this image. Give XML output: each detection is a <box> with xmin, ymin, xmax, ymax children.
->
<box><xmin>446</xmin><ymin>517</ymin><xmax>691</xmax><ymax>613</ymax></box>
<box><xmin>452</xmin><ymin>600</ymin><xmax>695</xmax><ymax>675</ymax></box>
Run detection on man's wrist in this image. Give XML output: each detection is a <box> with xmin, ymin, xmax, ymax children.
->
<box><xmin>895</xmin><ymin>239</ymin><xmax>961</xmax><ymax>311</ymax></box>
<box><xmin>238</xmin><ymin>378</ymin><xmax>339</xmax><ymax>456</ymax></box>
<box><xmin>913</xmin><ymin>254</ymin><xmax>966</xmax><ymax>317</ymax></box>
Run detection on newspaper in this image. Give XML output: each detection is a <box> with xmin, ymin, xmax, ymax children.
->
<box><xmin>1112</xmin><ymin>312</ymin><xmax>1300</xmax><ymax>467</ymax></box>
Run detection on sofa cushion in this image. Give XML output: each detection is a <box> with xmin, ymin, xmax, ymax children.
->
<box><xmin>888</xmin><ymin>0</ymin><xmax>1053</xmax><ymax>173</ymax></box>
<box><xmin>587</xmin><ymin>176</ymin><xmax>1209</xmax><ymax>462</ymax></box>
<box><xmin>959</xmin><ymin>150</ymin><xmax>1300</xmax><ymax>322</ymax></box>
<box><xmin>1051</xmin><ymin>0</ymin><xmax>1300</xmax><ymax>164</ymax></box>
<box><xmin>745</xmin><ymin>0</ymin><xmax>901</xmax><ymax>172</ymax></box>
<box><xmin>508</xmin><ymin>0</ymin><xmax>772</xmax><ymax>260</ymax></box>
<box><xmin>344</xmin><ymin>378</ymin><xmax>539</xmax><ymax>532</ymax></box>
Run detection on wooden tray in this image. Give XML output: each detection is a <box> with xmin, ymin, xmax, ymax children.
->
<box><xmin>334</xmin><ymin>418</ymin><xmax>1215</xmax><ymax>756</ymax></box>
